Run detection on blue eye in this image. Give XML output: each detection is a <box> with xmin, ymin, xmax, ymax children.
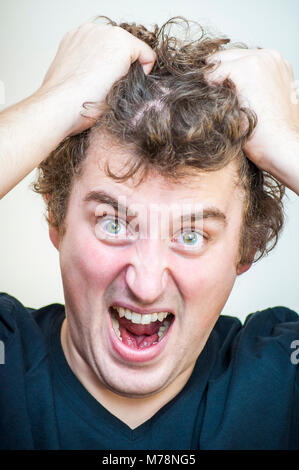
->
<box><xmin>173</xmin><ymin>230</ymin><xmax>205</xmax><ymax>251</ymax></box>
<box><xmin>104</xmin><ymin>219</ymin><xmax>122</xmax><ymax>235</ymax></box>
<box><xmin>181</xmin><ymin>231</ymin><xmax>199</xmax><ymax>245</ymax></box>
<box><xmin>95</xmin><ymin>217</ymin><xmax>128</xmax><ymax>241</ymax></box>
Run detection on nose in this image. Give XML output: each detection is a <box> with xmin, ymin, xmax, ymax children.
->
<box><xmin>125</xmin><ymin>239</ymin><xmax>169</xmax><ymax>305</ymax></box>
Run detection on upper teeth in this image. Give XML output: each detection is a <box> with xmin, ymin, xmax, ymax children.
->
<box><xmin>114</xmin><ymin>306</ymin><xmax>170</xmax><ymax>324</ymax></box>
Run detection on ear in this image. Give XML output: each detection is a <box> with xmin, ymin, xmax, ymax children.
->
<box><xmin>43</xmin><ymin>193</ymin><xmax>60</xmax><ymax>251</ymax></box>
<box><xmin>236</xmin><ymin>262</ymin><xmax>252</xmax><ymax>275</ymax></box>
<box><xmin>49</xmin><ymin>225</ymin><xmax>60</xmax><ymax>251</ymax></box>
<box><xmin>236</xmin><ymin>246</ymin><xmax>257</xmax><ymax>275</ymax></box>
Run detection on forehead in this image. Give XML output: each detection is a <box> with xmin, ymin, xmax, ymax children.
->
<box><xmin>72</xmin><ymin>132</ymin><xmax>244</xmax><ymax>212</ymax></box>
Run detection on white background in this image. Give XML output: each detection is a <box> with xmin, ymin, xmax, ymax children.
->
<box><xmin>0</xmin><ymin>0</ymin><xmax>298</xmax><ymax>322</ymax></box>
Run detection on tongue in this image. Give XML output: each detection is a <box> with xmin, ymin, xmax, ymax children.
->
<box><xmin>119</xmin><ymin>325</ymin><xmax>159</xmax><ymax>349</ymax></box>
<box><xmin>118</xmin><ymin>316</ymin><xmax>161</xmax><ymax>349</ymax></box>
<box><xmin>118</xmin><ymin>316</ymin><xmax>162</xmax><ymax>336</ymax></box>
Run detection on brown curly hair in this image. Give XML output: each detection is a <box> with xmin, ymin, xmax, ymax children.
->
<box><xmin>32</xmin><ymin>16</ymin><xmax>285</xmax><ymax>266</ymax></box>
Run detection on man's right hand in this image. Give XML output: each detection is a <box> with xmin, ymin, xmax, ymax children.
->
<box><xmin>0</xmin><ymin>23</ymin><xmax>156</xmax><ymax>198</ymax></box>
<box><xmin>39</xmin><ymin>23</ymin><xmax>156</xmax><ymax>135</ymax></box>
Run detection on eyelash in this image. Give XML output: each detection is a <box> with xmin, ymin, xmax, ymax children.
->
<box><xmin>95</xmin><ymin>216</ymin><xmax>209</xmax><ymax>250</ymax></box>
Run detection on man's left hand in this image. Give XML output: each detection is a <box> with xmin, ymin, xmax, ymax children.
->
<box><xmin>205</xmin><ymin>48</ymin><xmax>299</xmax><ymax>194</ymax></box>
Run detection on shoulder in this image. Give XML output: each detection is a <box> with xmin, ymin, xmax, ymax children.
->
<box><xmin>0</xmin><ymin>291</ymin><xmax>65</xmax><ymax>328</ymax></box>
<box><xmin>239</xmin><ymin>305</ymin><xmax>299</xmax><ymax>357</ymax></box>
<box><xmin>0</xmin><ymin>292</ymin><xmax>64</xmax><ymax>371</ymax></box>
<box><xmin>211</xmin><ymin>306</ymin><xmax>299</xmax><ymax>377</ymax></box>
<box><xmin>0</xmin><ymin>292</ymin><xmax>37</xmax><ymax>340</ymax></box>
<box><xmin>203</xmin><ymin>307</ymin><xmax>299</xmax><ymax>449</ymax></box>
<box><xmin>218</xmin><ymin>305</ymin><xmax>298</xmax><ymax>349</ymax></box>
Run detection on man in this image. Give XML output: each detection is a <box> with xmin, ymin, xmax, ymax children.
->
<box><xmin>0</xmin><ymin>17</ymin><xmax>298</xmax><ymax>449</ymax></box>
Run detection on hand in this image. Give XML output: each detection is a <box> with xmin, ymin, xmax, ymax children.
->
<box><xmin>38</xmin><ymin>23</ymin><xmax>156</xmax><ymax>135</ymax></box>
<box><xmin>0</xmin><ymin>23</ymin><xmax>156</xmax><ymax>198</ymax></box>
<box><xmin>205</xmin><ymin>48</ymin><xmax>299</xmax><ymax>193</ymax></box>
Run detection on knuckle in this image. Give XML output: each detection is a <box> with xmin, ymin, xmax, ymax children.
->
<box><xmin>112</xmin><ymin>25</ymin><xmax>127</xmax><ymax>37</ymax></box>
<box><xmin>264</xmin><ymin>48</ymin><xmax>283</xmax><ymax>60</ymax></box>
<box><xmin>77</xmin><ymin>22</ymin><xmax>103</xmax><ymax>35</ymax></box>
<box><xmin>245</xmin><ymin>53</ymin><xmax>261</xmax><ymax>67</ymax></box>
<box><xmin>63</xmin><ymin>30</ymin><xmax>72</xmax><ymax>38</ymax></box>
<box><xmin>248</xmin><ymin>48</ymin><xmax>286</xmax><ymax>68</ymax></box>
<box><xmin>80</xmin><ymin>22</ymin><xmax>95</xmax><ymax>29</ymax></box>
<box><xmin>96</xmin><ymin>24</ymin><xmax>112</xmax><ymax>32</ymax></box>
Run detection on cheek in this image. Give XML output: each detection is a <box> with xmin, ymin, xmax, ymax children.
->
<box><xmin>176</xmin><ymin>249</ymin><xmax>237</xmax><ymax>347</ymax></box>
<box><xmin>60</xmin><ymin>228</ymin><xmax>125</xmax><ymax>291</ymax></box>
<box><xmin>173</xmin><ymin>245</ymin><xmax>237</xmax><ymax>303</ymax></box>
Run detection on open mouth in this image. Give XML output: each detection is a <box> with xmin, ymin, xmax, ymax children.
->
<box><xmin>109</xmin><ymin>305</ymin><xmax>175</xmax><ymax>350</ymax></box>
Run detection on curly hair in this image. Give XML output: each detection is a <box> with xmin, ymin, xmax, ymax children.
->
<box><xmin>32</xmin><ymin>16</ymin><xmax>285</xmax><ymax>266</ymax></box>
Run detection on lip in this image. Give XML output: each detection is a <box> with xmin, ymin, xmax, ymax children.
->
<box><xmin>107</xmin><ymin>307</ymin><xmax>174</xmax><ymax>363</ymax></box>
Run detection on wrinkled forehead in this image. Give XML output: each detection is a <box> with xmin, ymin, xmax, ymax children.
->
<box><xmin>72</xmin><ymin>131</ymin><xmax>244</xmax><ymax>215</ymax></box>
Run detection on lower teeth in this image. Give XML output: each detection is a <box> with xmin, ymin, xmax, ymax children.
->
<box><xmin>110</xmin><ymin>309</ymin><xmax>171</xmax><ymax>344</ymax></box>
<box><xmin>110</xmin><ymin>311</ymin><xmax>122</xmax><ymax>341</ymax></box>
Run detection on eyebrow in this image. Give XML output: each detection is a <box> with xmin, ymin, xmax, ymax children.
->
<box><xmin>83</xmin><ymin>190</ymin><xmax>227</xmax><ymax>225</ymax></box>
<box><xmin>180</xmin><ymin>209</ymin><xmax>226</xmax><ymax>226</ymax></box>
<box><xmin>84</xmin><ymin>190</ymin><xmax>128</xmax><ymax>214</ymax></box>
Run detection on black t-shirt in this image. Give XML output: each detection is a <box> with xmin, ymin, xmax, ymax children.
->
<box><xmin>0</xmin><ymin>292</ymin><xmax>298</xmax><ymax>450</ymax></box>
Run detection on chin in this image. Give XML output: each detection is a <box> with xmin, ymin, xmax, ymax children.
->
<box><xmin>97</xmin><ymin>362</ymin><xmax>173</xmax><ymax>399</ymax></box>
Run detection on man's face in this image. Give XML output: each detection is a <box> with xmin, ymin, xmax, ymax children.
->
<box><xmin>50</xmin><ymin>134</ymin><xmax>248</xmax><ymax>399</ymax></box>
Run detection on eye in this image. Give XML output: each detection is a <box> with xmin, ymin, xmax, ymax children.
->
<box><xmin>180</xmin><ymin>231</ymin><xmax>200</xmax><ymax>246</ymax></box>
<box><xmin>171</xmin><ymin>229</ymin><xmax>207</xmax><ymax>252</ymax></box>
<box><xmin>95</xmin><ymin>216</ymin><xmax>128</xmax><ymax>240</ymax></box>
<box><xmin>104</xmin><ymin>219</ymin><xmax>123</xmax><ymax>235</ymax></box>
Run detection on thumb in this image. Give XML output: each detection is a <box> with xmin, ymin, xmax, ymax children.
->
<box><xmin>142</xmin><ymin>61</ymin><xmax>156</xmax><ymax>75</ymax></box>
<box><xmin>132</xmin><ymin>39</ymin><xmax>157</xmax><ymax>75</ymax></box>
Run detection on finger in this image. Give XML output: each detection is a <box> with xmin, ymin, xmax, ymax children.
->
<box><xmin>131</xmin><ymin>37</ymin><xmax>157</xmax><ymax>74</ymax></box>
<box><xmin>204</xmin><ymin>60</ymin><xmax>234</xmax><ymax>85</ymax></box>
<box><xmin>205</xmin><ymin>48</ymin><xmax>260</xmax><ymax>64</ymax></box>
